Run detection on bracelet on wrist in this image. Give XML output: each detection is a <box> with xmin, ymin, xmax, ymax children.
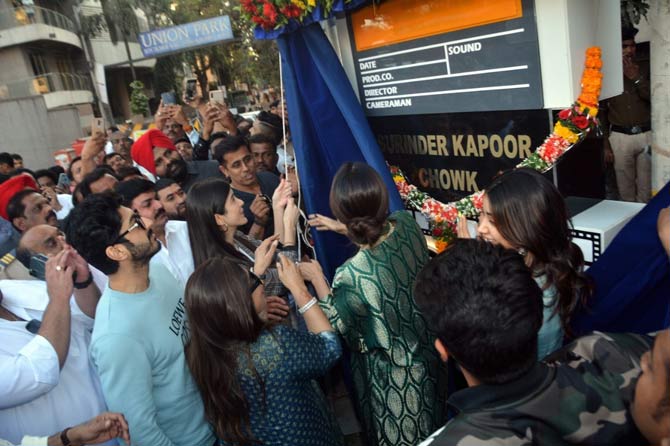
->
<box><xmin>73</xmin><ymin>271</ymin><xmax>93</xmax><ymax>289</ymax></box>
<box><xmin>249</xmin><ymin>266</ymin><xmax>267</xmax><ymax>283</ymax></box>
<box><xmin>60</xmin><ymin>427</ymin><xmax>73</xmax><ymax>446</ymax></box>
<box><xmin>298</xmin><ymin>297</ymin><xmax>318</xmax><ymax>314</ymax></box>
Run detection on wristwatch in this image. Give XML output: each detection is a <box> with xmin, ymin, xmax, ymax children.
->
<box><xmin>249</xmin><ymin>267</ymin><xmax>267</xmax><ymax>283</ymax></box>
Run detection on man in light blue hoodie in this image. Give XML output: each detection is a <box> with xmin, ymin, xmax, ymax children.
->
<box><xmin>65</xmin><ymin>192</ymin><xmax>214</xmax><ymax>446</ymax></box>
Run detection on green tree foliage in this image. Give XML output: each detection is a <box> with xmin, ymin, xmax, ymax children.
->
<box><xmin>153</xmin><ymin>54</ymin><xmax>183</xmax><ymax>99</ymax></box>
<box><xmin>144</xmin><ymin>0</ymin><xmax>279</xmax><ymax>97</ymax></box>
<box><xmin>621</xmin><ymin>0</ymin><xmax>649</xmax><ymax>27</ymax></box>
<box><xmin>129</xmin><ymin>80</ymin><xmax>150</xmax><ymax>116</ymax></box>
<box><xmin>82</xmin><ymin>0</ymin><xmax>280</xmax><ymax>99</ymax></box>
<box><xmin>100</xmin><ymin>0</ymin><xmax>140</xmax><ymax>44</ymax></box>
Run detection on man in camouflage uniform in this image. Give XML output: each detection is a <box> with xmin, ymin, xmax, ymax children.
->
<box><xmin>414</xmin><ymin>239</ymin><xmax>654</xmax><ymax>446</ymax></box>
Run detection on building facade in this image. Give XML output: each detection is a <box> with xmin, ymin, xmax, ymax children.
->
<box><xmin>0</xmin><ymin>0</ymin><xmax>154</xmax><ymax>169</ymax></box>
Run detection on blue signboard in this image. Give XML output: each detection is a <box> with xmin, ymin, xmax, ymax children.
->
<box><xmin>139</xmin><ymin>16</ymin><xmax>233</xmax><ymax>57</ymax></box>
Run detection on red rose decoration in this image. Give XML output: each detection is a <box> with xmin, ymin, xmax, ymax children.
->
<box><xmin>241</xmin><ymin>0</ymin><xmax>256</xmax><ymax>12</ymax></box>
<box><xmin>263</xmin><ymin>1</ymin><xmax>277</xmax><ymax>22</ymax></box>
<box><xmin>432</xmin><ymin>227</ymin><xmax>443</xmax><ymax>237</ymax></box>
<box><xmin>558</xmin><ymin>109</ymin><xmax>571</xmax><ymax>120</ymax></box>
<box><xmin>571</xmin><ymin>115</ymin><xmax>589</xmax><ymax>129</ymax></box>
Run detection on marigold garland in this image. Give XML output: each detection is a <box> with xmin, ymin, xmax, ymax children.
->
<box><xmin>390</xmin><ymin>47</ymin><xmax>603</xmax><ymax>252</ymax></box>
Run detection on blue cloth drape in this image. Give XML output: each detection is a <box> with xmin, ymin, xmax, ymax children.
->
<box><xmin>277</xmin><ymin>23</ymin><xmax>404</xmax><ymax>279</ymax></box>
<box><xmin>572</xmin><ymin>182</ymin><xmax>670</xmax><ymax>335</ymax></box>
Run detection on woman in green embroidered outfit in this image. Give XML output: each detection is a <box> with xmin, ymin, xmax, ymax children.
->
<box><xmin>304</xmin><ymin>162</ymin><xmax>447</xmax><ymax>446</ymax></box>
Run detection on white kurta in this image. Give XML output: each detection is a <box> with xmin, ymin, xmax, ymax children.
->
<box><xmin>0</xmin><ymin>281</ymin><xmax>108</xmax><ymax>444</ymax></box>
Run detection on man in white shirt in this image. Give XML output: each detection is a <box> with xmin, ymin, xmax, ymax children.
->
<box><xmin>0</xmin><ymin>228</ymin><xmax>106</xmax><ymax>444</ymax></box>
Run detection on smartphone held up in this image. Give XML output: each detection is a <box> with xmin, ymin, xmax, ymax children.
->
<box><xmin>209</xmin><ymin>90</ymin><xmax>225</xmax><ymax>105</ymax></box>
<box><xmin>184</xmin><ymin>78</ymin><xmax>197</xmax><ymax>100</ymax></box>
<box><xmin>161</xmin><ymin>92</ymin><xmax>177</xmax><ymax>105</ymax></box>
<box><xmin>91</xmin><ymin>117</ymin><xmax>104</xmax><ymax>136</ymax></box>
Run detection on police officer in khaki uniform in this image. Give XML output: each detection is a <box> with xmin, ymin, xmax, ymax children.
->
<box><xmin>600</xmin><ymin>26</ymin><xmax>651</xmax><ymax>203</ymax></box>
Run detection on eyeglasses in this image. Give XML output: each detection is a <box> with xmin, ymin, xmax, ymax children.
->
<box><xmin>111</xmin><ymin>212</ymin><xmax>146</xmax><ymax>245</ymax></box>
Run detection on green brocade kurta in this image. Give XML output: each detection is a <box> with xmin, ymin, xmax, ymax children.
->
<box><xmin>319</xmin><ymin>211</ymin><xmax>447</xmax><ymax>446</ymax></box>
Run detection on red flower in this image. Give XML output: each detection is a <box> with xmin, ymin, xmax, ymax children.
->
<box><xmin>472</xmin><ymin>192</ymin><xmax>484</xmax><ymax>210</ymax></box>
<box><xmin>397</xmin><ymin>182</ymin><xmax>410</xmax><ymax>197</ymax></box>
<box><xmin>252</xmin><ymin>16</ymin><xmax>262</xmax><ymax>24</ymax></box>
<box><xmin>571</xmin><ymin>115</ymin><xmax>589</xmax><ymax>129</ymax></box>
<box><xmin>558</xmin><ymin>109</ymin><xmax>571</xmax><ymax>120</ymax></box>
<box><xmin>280</xmin><ymin>4</ymin><xmax>302</xmax><ymax>18</ymax></box>
<box><xmin>241</xmin><ymin>0</ymin><xmax>257</xmax><ymax>13</ymax></box>
<box><xmin>262</xmin><ymin>1</ymin><xmax>277</xmax><ymax>22</ymax></box>
<box><xmin>442</xmin><ymin>205</ymin><xmax>458</xmax><ymax>222</ymax></box>
<box><xmin>432</xmin><ymin>227</ymin><xmax>443</xmax><ymax>237</ymax></box>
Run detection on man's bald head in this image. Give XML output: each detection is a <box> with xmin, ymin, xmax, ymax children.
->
<box><xmin>17</xmin><ymin>224</ymin><xmax>65</xmax><ymax>268</ymax></box>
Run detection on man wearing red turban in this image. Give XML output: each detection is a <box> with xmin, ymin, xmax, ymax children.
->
<box><xmin>0</xmin><ymin>174</ymin><xmax>39</xmax><ymax>221</ymax></box>
<box><xmin>131</xmin><ymin>129</ymin><xmax>220</xmax><ymax>191</ymax></box>
<box><xmin>0</xmin><ymin>173</ymin><xmax>58</xmax><ymax>257</ymax></box>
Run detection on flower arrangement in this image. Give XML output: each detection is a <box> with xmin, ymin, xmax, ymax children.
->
<box><xmin>240</xmin><ymin>0</ymin><xmax>338</xmax><ymax>30</ymax></box>
<box><xmin>390</xmin><ymin>47</ymin><xmax>603</xmax><ymax>252</ymax></box>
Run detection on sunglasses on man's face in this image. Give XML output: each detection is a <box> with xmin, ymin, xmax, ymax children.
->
<box><xmin>111</xmin><ymin>212</ymin><xmax>147</xmax><ymax>245</ymax></box>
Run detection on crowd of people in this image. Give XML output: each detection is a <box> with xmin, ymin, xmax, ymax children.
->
<box><xmin>0</xmin><ymin>68</ymin><xmax>668</xmax><ymax>446</ymax></box>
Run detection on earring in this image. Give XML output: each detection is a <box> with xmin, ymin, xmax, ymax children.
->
<box><xmin>222</xmin><ymin>222</ymin><xmax>229</xmax><ymax>232</ymax></box>
<box><xmin>517</xmin><ymin>247</ymin><xmax>527</xmax><ymax>256</ymax></box>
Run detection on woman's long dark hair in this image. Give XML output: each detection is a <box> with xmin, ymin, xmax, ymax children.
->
<box><xmin>485</xmin><ymin>168</ymin><xmax>592</xmax><ymax>337</ymax></box>
<box><xmin>329</xmin><ymin>162</ymin><xmax>390</xmax><ymax>246</ymax></box>
<box><xmin>186</xmin><ymin>177</ymin><xmax>251</xmax><ymax>268</ymax></box>
<box><xmin>185</xmin><ymin>257</ymin><xmax>265</xmax><ymax>444</ymax></box>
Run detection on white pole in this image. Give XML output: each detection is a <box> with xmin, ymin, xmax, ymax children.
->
<box><xmin>650</xmin><ymin>0</ymin><xmax>670</xmax><ymax>193</ymax></box>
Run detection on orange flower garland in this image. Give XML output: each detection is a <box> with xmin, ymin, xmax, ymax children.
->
<box><xmin>390</xmin><ymin>47</ymin><xmax>603</xmax><ymax>252</ymax></box>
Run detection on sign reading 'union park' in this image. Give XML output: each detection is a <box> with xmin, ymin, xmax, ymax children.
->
<box><xmin>138</xmin><ymin>16</ymin><xmax>233</xmax><ymax>58</ymax></box>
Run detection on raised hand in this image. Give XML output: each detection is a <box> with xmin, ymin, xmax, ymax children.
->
<box><xmin>168</xmin><ymin>105</ymin><xmax>189</xmax><ymax>127</ymax></box>
<box><xmin>623</xmin><ymin>56</ymin><xmax>640</xmax><ymax>80</ymax></box>
<box><xmin>202</xmin><ymin>105</ymin><xmax>220</xmax><ymax>140</ymax></box>
<box><xmin>45</xmin><ymin>250</ymin><xmax>74</xmax><ymax>303</ymax></box>
<box><xmin>298</xmin><ymin>259</ymin><xmax>324</xmax><ymax>283</ymax></box>
<box><xmin>250</xmin><ymin>195</ymin><xmax>271</xmax><ymax>228</ymax></box>
<box><xmin>253</xmin><ymin>234</ymin><xmax>279</xmax><ymax>276</ymax></box>
<box><xmin>154</xmin><ymin>101</ymin><xmax>169</xmax><ymax>129</ymax></box>
<box><xmin>272</xmin><ymin>178</ymin><xmax>292</xmax><ymax>211</ymax></box>
<box><xmin>283</xmin><ymin>198</ymin><xmax>300</xmax><ymax>233</ymax></box>
<box><xmin>307</xmin><ymin>213</ymin><xmax>347</xmax><ymax>235</ymax></box>
<box><xmin>213</xmin><ymin>102</ymin><xmax>237</xmax><ymax>134</ymax></box>
<box><xmin>276</xmin><ymin>254</ymin><xmax>307</xmax><ymax>296</ymax></box>
<box><xmin>41</xmin><ymin>186</ymin><xmax>62</xmax><ymax>212</ymax></box>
